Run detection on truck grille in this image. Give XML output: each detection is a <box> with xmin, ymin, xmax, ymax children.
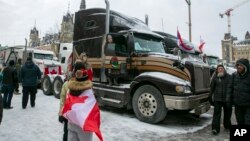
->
<box><xmin>193</xmin><ymin>65</ymin><xmax>210</xmax><ymax>94</ymax></box>
<box><xmin>185</xmin><ymin>62</ymin><xmax>210</xmax><ymax>94</ymax></box>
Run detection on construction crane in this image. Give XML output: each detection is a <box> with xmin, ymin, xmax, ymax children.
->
<box><xmin>219</xmin><ymin>0</ymin><xmax>250</xmax><ymax>34</ymax></box>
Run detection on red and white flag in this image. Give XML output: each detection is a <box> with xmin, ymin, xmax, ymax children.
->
<box><xmin>198</xmin><ymin>36</ymin><xmax>205</xmax><ymax>54</ymax></box>
<box><xmin>177</xmin><ymin>29</ymin><xmax>195</xmax><ymax>53</ymax></box>
<box><xmin>62</xmin><ymin>89</ymin><xmax>103</xmax><ymax>141</ymax></box>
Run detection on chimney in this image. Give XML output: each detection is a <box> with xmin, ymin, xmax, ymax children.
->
<box><xmin>80</xmin><ymin>0</ymin><xmax>86</xmax><ymax>10</ymax></box>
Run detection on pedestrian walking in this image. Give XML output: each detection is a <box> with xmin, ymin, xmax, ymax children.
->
<box><xmin>20</xmin><ymin>57</ymin><xmax>41</xmax><ymax>109</ymax></box>
<box><xmin>14</xmin><ymin>58</ymin><xmax>22</xmax><ymax>95</ymax></box>
<box><xmin>231</xmin><ymin>58</ymin><xmax>250</xmax><ymax>125</ymax></box>
<box><xmin>209</xmin><ymin>64</ymin><xmax>232</xmax><ymax>135</ymax></box>
<box><xmin>62</xmin><ymin>61</ymin><xmax>103</xmax><ymax>141</ymax></box>
<box><xmin>2</xmin><ymin>60</ymin><xmax>17</xmax><ymax>109</ymax></box>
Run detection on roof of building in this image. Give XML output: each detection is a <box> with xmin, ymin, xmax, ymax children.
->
<box><xmin>234</xmin><ymin>39</ymin><xmax>250</xmax><ymax>46</ymax></box>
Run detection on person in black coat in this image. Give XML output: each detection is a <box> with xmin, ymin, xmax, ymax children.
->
<box><xmin>209</xmin><ymin>64</ymin><xmax>232</xmax><ymax>135</ymax></box>
<box><xmin>231</xmin><ymin>58</ymin><xmax>250</xmax><ymax>125</ymax></box>
<box><xmin>20</xmin><ymin>57</ymin><xmax>41</xmax><ymax>109</ymax></box>
<box><xmin>2</xmin><ymin>60</ymin><xmax>18</xmax><ymax>109</ymax></box>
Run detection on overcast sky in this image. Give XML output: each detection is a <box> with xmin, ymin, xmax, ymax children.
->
<box><xmin>0</xmin><ymin>0</ymin><xmax>250</xmax><ymax>58</ymax></box>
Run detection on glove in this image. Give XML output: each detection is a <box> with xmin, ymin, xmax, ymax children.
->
<box><xmin>58</xmin><ymin>116</ymin><xmax>65</xmax><ymax>123</ymax></box>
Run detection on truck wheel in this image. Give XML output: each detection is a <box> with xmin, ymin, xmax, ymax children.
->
<box><xmin>52</xmin><ymin>76</ymin><xmax>63</xmax><ymax>99</ymax></box>
<box><xmin>132</xmin><ymin>85</ymin><xmax>167</xmax><ymax>123</ymax></box>
<box><xmin>41</xmin><ymin>75</ymin><xmax>52</xmax><ymax>95</ymax></box>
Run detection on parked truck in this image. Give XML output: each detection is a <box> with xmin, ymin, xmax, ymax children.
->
<box><xmin>0</xmin><ymin>46</ymin><xmax>64</xmax><ymax>98</ymax></box>
<box><xmin>72</xmin><ymin>8</ymin><xmax>211</xmax><ymax>123</ymax></box>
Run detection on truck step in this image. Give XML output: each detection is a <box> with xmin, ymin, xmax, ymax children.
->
<box><xmin>101</xmin><ymin>97</ymin><xmax>121</xmax><ymax>104</ymax></box>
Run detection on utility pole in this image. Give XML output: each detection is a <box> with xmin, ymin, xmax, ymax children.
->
<box><xmin>185</xmin><ymin>0</ymin><xmax>192</xmax><ymax>42</ymax></box>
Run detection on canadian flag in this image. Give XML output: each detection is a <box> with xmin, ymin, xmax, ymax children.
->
<box><xmin>177</xmin><ymin>29</ymin><xmax>195</xmax><ymax>53</ymax></box>
<box><xmin>62</xmin><ymin>89</ymin><xmax>103</xmax><ymax>141</ymax></box>
<box><xmin>198</xmin><ymin>36</ymin><xmax>205</xmax><ymax>54</ymax></box>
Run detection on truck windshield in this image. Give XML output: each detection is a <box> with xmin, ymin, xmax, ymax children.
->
<box><xmin>207</xmin><ymin>57</ymin><xmax>218</xmax><ymax>65</ymax></box>
<box><xmin>34</xmin><ymin>53</ymin><xmax>54</xmax><ymax>60</ymax></box>
<box><xmin>133</xmin><ymin>34</ymin><xmax>165</xmax><ymax>53</ymax></box>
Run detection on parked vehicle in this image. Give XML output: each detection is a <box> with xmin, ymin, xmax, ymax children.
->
<box><xmin>0</xmin><ymin>46</ymin><xmax>64</xmax><ymax>98</ymax></box>
<box><xmin>72</xmin><ymin>8</ymin><xmax>211</xmax><ymax>123</ymax></box>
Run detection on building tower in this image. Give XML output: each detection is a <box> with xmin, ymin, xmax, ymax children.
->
<box><xmin>60</xmin><ymin>7</ymin><xmax>74</xmax><ymax>43</ymax></box>
<box><xmin>29</xmin><ymin>23</ymin><xmax>40</xmax><ymax>47</ymax></box>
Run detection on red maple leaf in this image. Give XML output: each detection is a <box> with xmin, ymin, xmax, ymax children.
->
<box><xmin>62</xmin><ymin>94</ymin><xmax>88</xmax><ymax>114</ymax></box>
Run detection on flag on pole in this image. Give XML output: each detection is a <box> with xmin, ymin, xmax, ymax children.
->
<box><xmin>198</xmin><ymin>36</ymin><xmax>205</xmax><ymax>54</ymax></box>
<box><xmin>177</xmin><ymin>29</ymin><xmax>195</xmax><ymax>53</ymax></box>
<box><xmin>62</xmin><ymin>89</ymin><xmax>103</xmax><ymax>141</ymax></box>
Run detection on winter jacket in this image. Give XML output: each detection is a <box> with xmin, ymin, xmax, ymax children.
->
<box><xmin>231</xmin><ymin>59</ymin><xmax>250</xmax><ymax>106</ymax></box>
<box><xmin>210</xmin><ymin>71</ymin><xmax>232</xmax><ymax>103</ymax></box>
<box><xmin>0</xmin><ymin>93</ymin><xmax>3</xmax><ymax>124</ymax></box>
<box><xmin>20</xmin><ymin>61</ymin><xmax>41</xmax><ymax>87</ymax></box>
<box><xmin>2</xmin><ymin>66</ymin><xmax>17</xmax><ymax>85</ymax></box>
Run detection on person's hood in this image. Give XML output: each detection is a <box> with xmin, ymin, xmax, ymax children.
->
<box><xmin>24</xmin><ymin>61</ymin><xmax>35</xmax><ymax>68</ymax></box>
<box><xmin>68</xmin><ymin>78</ymin><xmax>92</xmax><ymax>96</ymax></box>
<box><xmin>236</xmin><ymin>58</ymin><xmax>249</xmax><ymax>75</ymax></box>
<box><xmin>215</xmin><ymin>64</ymin><xmax>227</xmax><ymax>77</ymax></box>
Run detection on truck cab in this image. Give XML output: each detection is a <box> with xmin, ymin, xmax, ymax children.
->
<box><xmin>73</xmin><ymin>8</ymin><xmax>211</xmax><ymax>123</ymax></box>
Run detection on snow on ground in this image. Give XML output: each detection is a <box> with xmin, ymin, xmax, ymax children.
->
<box><xmin>0</xmin><ymin>89</ymin><xmax>212</xmax><ymax>141</ymax></box>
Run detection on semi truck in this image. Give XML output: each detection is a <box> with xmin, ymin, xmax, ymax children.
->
<box><xmin>72</xmin><ymin>8</ymin><xmax>211</xmax><ymax>123</ymax></box>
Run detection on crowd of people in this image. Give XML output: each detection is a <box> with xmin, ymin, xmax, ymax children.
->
<box><xmin>1</xmin><ymin>51</ymin><xmax>250</xmax><ymax>140</ymax></box>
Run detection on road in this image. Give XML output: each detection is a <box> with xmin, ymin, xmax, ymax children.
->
<box><xmin>0</xmin><ymin>89</ymin><xmax>236</xmax><ymax>141</ymax></box>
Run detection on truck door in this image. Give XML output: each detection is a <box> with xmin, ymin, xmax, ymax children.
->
<box><xmin>104</xmin><ymin>34</ymin><xmax>129</xmax><ymax>84</ymax></box>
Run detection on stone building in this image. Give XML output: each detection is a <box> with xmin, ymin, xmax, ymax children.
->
<box><xmin>59</xmin><ymin>12</ymin><xmax>74</xmax><ymax>43</ymax></box>
<box><xmin>222</xmin><ymin>31</ymin><xmax>250</xmax><ymax>63</ymax></box>
<box><xmin>232</xmin><ymin>31</ymin><xmax>250</xmax><ymax>61</ymax></box>
<box><xmin>29</xmin><ymin>26</ymin><xmax>40</xmax><ymax>47</ymax></box>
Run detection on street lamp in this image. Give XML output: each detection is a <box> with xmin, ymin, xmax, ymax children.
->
<box><xmin>185</xmin><ymin>0</ymin><xmax>192</xmax><ymax>42</ymax></box>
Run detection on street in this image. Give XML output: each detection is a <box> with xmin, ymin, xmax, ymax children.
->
<box><xmin>0</xmin><ymin>89</ymin><xmax>236</xmax><ymax>141</ymax></box>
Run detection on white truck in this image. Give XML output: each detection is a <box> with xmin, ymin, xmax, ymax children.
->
<box><xmin>0</xmin><ymin>46</ymin><xmax>65</xmax><ymax>98</ymax></box>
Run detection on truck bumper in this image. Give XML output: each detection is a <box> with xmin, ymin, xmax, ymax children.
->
<box><xmin>163</xmin><ymin>93</ymin><xmax>210</xmax><ymax>114</ymax></box>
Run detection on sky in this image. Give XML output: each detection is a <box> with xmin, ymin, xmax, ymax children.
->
<box><xmin>0</xmin><ymin>0</ymin><xmax>250</xmax><ymax>58</ymax></box>
<box><xmin>0</xmin><ymin>89</ymin><xmax>212</xmax><ymax>141</ymax></box>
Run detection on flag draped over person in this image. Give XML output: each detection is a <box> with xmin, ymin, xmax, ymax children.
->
<box><xmin>199</xmin><ymin>36</ymin><xmax>205</xmax><ymax>54</ymax></box>
<box><xmin>62</xmin><ymin>89</ymin><xmax>103</xmax><ymax>141</ymax></box>
<box><xmin>177</xmin><ymin>29</ymin><xmax>195</xmax><ymax>53</ymax></box>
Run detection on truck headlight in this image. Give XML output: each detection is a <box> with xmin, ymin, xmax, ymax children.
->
<box><xmin>175</xmin><ymin>85</ymin><xmax>191</xmax><ymax>94</ymax></box>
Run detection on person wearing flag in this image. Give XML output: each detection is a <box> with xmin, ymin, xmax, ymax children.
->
<box><xmin>62</xmin><ymin>61</ymin><xmax>103</xmax><ymax>141</ymax></box>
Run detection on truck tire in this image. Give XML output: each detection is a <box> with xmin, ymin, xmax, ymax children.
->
<box><xmin>41</xmin><ymin>75</ymin><xmax>52</xmax><ymax>95</ymax></box>
<box><xmin>132</xmin><ymin>85</ymin><xmax>167</xmax><ymax>123</ymax></box>
<box><xmin>52</xmin><ymin>76</ymin><xmax>64</xmax><ymax>99</ymax></box>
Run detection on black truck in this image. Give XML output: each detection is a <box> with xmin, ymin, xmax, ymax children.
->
<box><xmin>72</xmin><ymin>8</ymin><xmax>211</xmax><ymax>123</ymax></box>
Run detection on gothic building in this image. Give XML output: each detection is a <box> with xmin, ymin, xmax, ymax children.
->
<box><xmin>59</xmin><ymin>12</ymin><xmax>74</xmax><ymax>43</ymax></box>
<box><xmin>222</xmin><ymin>31</ymin><xmax>250</xmax><ymax>63</ymax></box>
<box><xmin>29</xmin><ymin>26</ymin><xmax>40</xmax><ymax>47</ymax></box>
<box><xmin>232</xmin><ymin>31</ymin><xmax>250</xmax><ymax>61</ymax></box>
